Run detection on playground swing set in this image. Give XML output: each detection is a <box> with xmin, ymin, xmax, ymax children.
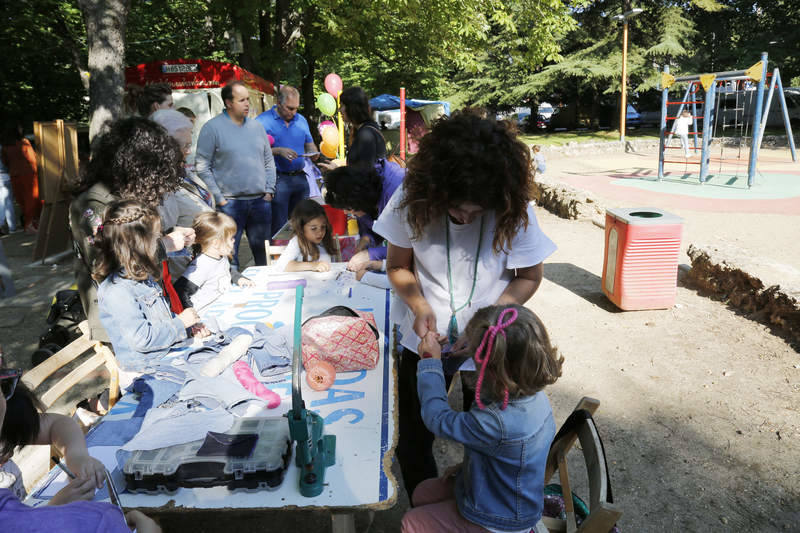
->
<box><xmin>657</xmin><ymin>52</ymin><xmax>797</xmax><ymax>187</ymax></box>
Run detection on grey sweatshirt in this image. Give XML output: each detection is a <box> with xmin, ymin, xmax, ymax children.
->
<box><xmin>195</xmin><ymin>112</ymin><xmax>276</xmax><ymax>202</ymax></box>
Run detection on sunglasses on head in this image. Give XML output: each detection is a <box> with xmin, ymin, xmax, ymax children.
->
<box><xmin>0</xmin><ymin>368</ymin><xmax>22</xmax><ymax>400</ymax></box>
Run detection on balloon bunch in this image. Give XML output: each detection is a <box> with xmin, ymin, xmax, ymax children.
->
<box><xmin>316</xmin><ymin>73</ymin><xmax>343</xmax><ymax>159</ymax></box>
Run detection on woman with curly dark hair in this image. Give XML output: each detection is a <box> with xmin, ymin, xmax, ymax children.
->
<box><xmin>372</xmin><ymin>111</ymin><xmax>557</xmax><ymax>499</ymax></box>
<box><xmin>323</xmin><ymin>158</ymin><xmax>404</xmax><ymax>276</ymax></box>
<box><xmin>70</xmin><ymin>117</ymin><xmax>194</xmax><ymax>342</ymax></box>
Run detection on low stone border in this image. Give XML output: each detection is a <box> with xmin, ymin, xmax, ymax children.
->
<box><xmin>532</xmin><ymin>173</ymin><xmax>606</xmax><ymax>221</ymax></box>
<box><xmin>686</xmin><ymin>243</ymin><xmax>800</xmax><ymax>345</ymax></box>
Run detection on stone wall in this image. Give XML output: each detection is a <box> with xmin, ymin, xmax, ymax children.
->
<box><xmin>686</xmin><ymin>242</ymin><xmax>800</xmax><ymax>346</ymax></box>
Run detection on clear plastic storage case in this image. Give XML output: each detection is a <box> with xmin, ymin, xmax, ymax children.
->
<box><xmin>124</xmin><ymin>417</ymin><xmax>292</xmax><ymax>494</ymax></box>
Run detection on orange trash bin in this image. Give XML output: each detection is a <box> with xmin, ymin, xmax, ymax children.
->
<box><xmin>602</xmin><ymin>208</ymin><xmax>683</xmax><ymax>310</ymax></box>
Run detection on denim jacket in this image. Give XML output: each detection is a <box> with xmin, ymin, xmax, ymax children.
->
<box><xmin>97</xmin><ymin>272</ymin><xmax>188</xmax><ymax>372</ymax></box>
<box><xmin>417</xmin><ymin>358</ymin><xmax>555</xmax><ymax>531</ymax></box>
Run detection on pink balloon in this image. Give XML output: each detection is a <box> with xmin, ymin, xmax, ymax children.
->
<box><xmin>324</xmin><ymin>73</ymin><xmax>343</xmax><ymax>98</ymax></box>
<box><xmin>318</xmin><ymin>120</ymin><xmax>335</xmax><ymax>135</ymax></box>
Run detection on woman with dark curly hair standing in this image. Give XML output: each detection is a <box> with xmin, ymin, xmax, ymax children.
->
<box><xmin>70</xmin><ymin>117</ymin><xmax>194</xmax><ymax>343</ymax></box>
<box><xmin>319</xmin><ymin>86</ymin><xmax>386</xmax><ymax>171</ymax></box>
<box><xmin>373</xmin><ymin>111</ymin><xmax>557</xmax><ymax>499</ymax></box>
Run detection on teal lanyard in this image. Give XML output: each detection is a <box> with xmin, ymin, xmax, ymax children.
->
<box><xmin>445</xmin><ymin>214</ymin><xmax>484</xmax><ymax>344</ymax></box>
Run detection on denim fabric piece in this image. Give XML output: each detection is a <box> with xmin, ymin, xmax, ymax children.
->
<box><xmin>132</xmin><ymin>376</ymin><xmax>182</xmax><ymax>418</ymax></box>
<box><xmin>247</xmin><ymin>323</ymin><xmax>291</xmax><ymax>378</ymax></box>
<box><xmin>88</xmin><ymin>376</ymin><xmax>180</xmax><ymax>447</ymax></box>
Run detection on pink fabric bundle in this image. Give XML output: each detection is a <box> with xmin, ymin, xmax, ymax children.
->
<box><xmin>232</xmin><ymin>361</ymin><xmax>281</xmax><ymax>409</ymax></box>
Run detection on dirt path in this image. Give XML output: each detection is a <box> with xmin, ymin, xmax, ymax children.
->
<box><xmin>528</xmin><ymin>210</ymin><xmax>799</xmax><ymax>532</ymax></box>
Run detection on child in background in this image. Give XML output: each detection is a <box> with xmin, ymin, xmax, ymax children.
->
<box><xmin>0</xmin><ymin>151</ymin><xmax>17</xmax><ymax>234</ymax></box>
<box><xmin>174</xmin><ymin>211</ymin><xmax>255</xmax><ymax>312</ymax></box>
<box><xmin>274</xmin><ymin>199</ymin><xmax>340</xmax><ymax>272</ymax></box>
<box><xmin>532</xmin><ymin>145</ymin><xmax>546</xmax><ymax>176</ymax></box>
<box><xmin>0</xmin><ymin>365</ymin><xmax>160</xmax><ymax>531</ymax></box>
<box><xmin>94</xmin><ymin>200</ymin><xmax>207</xmax><ymax>373</ymax></box>
<box><xmin>674</xmin><ymin>109</ymin><xmax>693</xmax><ymax>158</ymax></box>
<box><xmin>402</xmin><ymin>304</ymin><xmax>564</xmax><ymax>533</ymax></box>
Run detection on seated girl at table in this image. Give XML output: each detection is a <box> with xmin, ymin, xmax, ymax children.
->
<box><xmin>0</xmin><ymin>365</ymin><xmax>161</xmax><ymax>531</ymax></box>
<box><xmin>173</xmin><ymin>211</ymin><xmax>255</xmax><ymax>312</ymax></box>
<box><xmin>274</xmin><ymin>199</ymin><xmax>340</xmax><ymax>273</ymax></box>
<box><xmin>402</xmin><ymin>304</ymin><xmax>563</xmax><ymax>533</ymax></box>
<box><xmin>94</xmin><ymin>200</ymin><xmax>207</xmax><ymax>373</ymax></box>
<box><xmin>0</xmin><ymin>365</ymin><xmax>105</xmax><ymax>503</ymax></box>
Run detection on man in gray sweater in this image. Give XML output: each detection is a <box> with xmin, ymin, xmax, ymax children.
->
<box><xmin>195</xmin><ymin>80</ymin><xmax>276</xmax><ymax>268</ymax></box>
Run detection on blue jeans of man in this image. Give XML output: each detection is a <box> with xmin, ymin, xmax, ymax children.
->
<box><xmin>218</xmin><ymin>197</ymin><xmax>271</xmax><ymax>268</ymax></box>
<box><xmin>271</xmin><ymin>172</ymin><xmax>309</xmax><ymax>237</ymax></box>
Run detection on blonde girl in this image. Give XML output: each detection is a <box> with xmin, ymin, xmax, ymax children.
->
<box><xmin>174</xmin><ymin>211</ymin><xmax>255</xmax><ymax>311</ymax></box>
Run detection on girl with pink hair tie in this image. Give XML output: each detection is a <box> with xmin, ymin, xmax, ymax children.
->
<box><xmin>402</xmin><ymin>304</ymin><xmax>564</xmax><ymax>533</ymax></box>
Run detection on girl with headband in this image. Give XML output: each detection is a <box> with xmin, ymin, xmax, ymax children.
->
<box><xmin>402</xmin><ymin>304</ymin><xmax>563</xmax><ymax>533</ymax></box>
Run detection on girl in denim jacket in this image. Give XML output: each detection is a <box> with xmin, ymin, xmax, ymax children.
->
<box><xmin>403</xmin><ymin>305</ymin><xmax>564</xmax><ymax>533</ymax></box>
<box><xmin>94</xmin><ymin>200</ymin><xmax>206</xmax><ymax>372</ymax></box>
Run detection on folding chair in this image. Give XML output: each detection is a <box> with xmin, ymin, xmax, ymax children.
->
<box><xmin>542</xmin><ymin>397</ymin><xmax>622</xmax><ymax>533</ymax></box>
<box><xmin>264</xmin><ymin>240</ymin><xmax>287</xmax><ymax>266</ymax></box>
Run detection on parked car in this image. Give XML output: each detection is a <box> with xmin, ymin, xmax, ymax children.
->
<box><xmin>521</xmin><ymin>114</ymin><xmax>548</xmax><ymax>132</ymax></box>
<box><xmin>538</xmin><ymin>103</ymin><xmax>555</xmax><ymax>120</ymax></box>
<box><xmin>626</xmin><ymin>104</ymin><xmax>641</xmax><ymax>126</ymax></box>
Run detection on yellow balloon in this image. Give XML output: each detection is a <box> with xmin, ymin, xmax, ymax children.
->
<box><xmin>321</xmin><ymin>126</ymin><xmax>338</xmax><ymax>146</ymax></box>
<box><xmin>320</xmin><ymin>141</ymin><xmax>337</xmax><ymax>158</ymax></box>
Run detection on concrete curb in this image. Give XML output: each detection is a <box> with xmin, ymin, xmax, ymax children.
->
<box><xmin>532</xmin><ymin>135</ymin><xmax>793</xmax><ymax>158</ymax></box>
<box><xmin>685</xmin><ymin>243</ymin><xmax>800</xmax><ymax>346</ymax></box>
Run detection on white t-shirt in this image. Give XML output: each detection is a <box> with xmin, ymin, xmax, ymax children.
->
<box><xmin>180</xmin><ymin>254</ymin><xmax>233</xmax><ymax>311</ymax></box>
<box><xmin>274</xmin><ymin>235</ymin><xmax>333</xmax><ymax>272</ymax></box>
<box><xmin>373</xmin><ymin>188</ymin><xmax>557</xmax><ymax>352</ymax></box>
<box><xmin>674</xmin><ymin>115</ymin><xmax>692</xmax><ymax>135</ymax></box>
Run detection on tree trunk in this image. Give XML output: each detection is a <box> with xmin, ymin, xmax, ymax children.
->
<box><xmin>300</xmin><ymin>7</ymin><xmax>316</xmax><ymax>123</ymax></box>
<box><xmin>78</xmin><ymin>0</ymin><xmax>130</xmax><ymax>141</ymax></box>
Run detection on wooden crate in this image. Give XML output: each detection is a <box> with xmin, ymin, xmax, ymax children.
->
<box><xmin>32</xmin><ymin>121</ymin><xmax>88</xmax><ymax>261</ymax></box>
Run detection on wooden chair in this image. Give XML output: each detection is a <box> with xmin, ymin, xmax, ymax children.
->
<box><xmin>21</xmin><ymin>320</ymin><xmax>119</xmax><ymax>466</ymax></box>
<box><xmin>264</xmin><ymin>240</ymin><xmax>287</xmax><ymax>266</ymax></box>
<box><xmin>22</xmin><ymin>320</ymin><xmax>119</xmax><ymax>411</ymax></box>
<box><xmin>10</xmin><ymin>321</ymin><xmax>119</xmax><ymax>491</ymax></box>
<box><xmin>542</xmin><ymin>397</ymin><xmax>622</xmax><ymax>533</ymax></box>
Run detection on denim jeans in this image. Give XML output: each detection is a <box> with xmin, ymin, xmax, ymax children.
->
<box><xmin>218</xmin><ymin>197</ymin><xmax>272</xmax><ymax>267</ymax></box>
<box><xmin>0</xmin><ymin>179</ymin><xmax>17</xmax><ymax>232</ymax></box>
<box><xmin>271</xmin><ymin>172</ymin><xmax>309</xmax><ymax>237</ymax></box>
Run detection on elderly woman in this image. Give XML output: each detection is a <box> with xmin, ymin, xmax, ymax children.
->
<box><xmin>70</xmin><ymin>117</ymin><xmax>193</xmax><ymax>342</ymax></box>
<box><xmin>150</xmin><ymin>109</ymin><xmax>214</xmax><ymax>227</ymax></box>
<box><xmin>373</xmin><ymin>111</ymin><xmax>557</xmax><ymax>498</ymax></box>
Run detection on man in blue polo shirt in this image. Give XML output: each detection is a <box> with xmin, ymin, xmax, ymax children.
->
<box><xmin>256</xmin><ymin>85</ymin><xmax>318</xmax><ymax>236</ymax></box>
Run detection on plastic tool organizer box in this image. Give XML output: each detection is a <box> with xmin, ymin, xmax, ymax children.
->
<box><xmin>124</xmin><ymin>417</ymin><xmax>292</xmax><ymax>494</ymax></box>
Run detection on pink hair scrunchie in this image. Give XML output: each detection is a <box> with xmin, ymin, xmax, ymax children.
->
<box><xmin>473</xmin><ymin>308</ymin><xmax>518</xmax><ymax>410</ymax></box>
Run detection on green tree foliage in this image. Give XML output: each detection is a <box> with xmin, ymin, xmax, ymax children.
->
<box><xmin>4</xmin><ymin>0</ymin><xmax>799</xmax><ymax>129</ymax></box>
<box><xmin>0</xmin><ymin>0</ymin><xmax>88</xmax><ymax>127</ymax></box>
